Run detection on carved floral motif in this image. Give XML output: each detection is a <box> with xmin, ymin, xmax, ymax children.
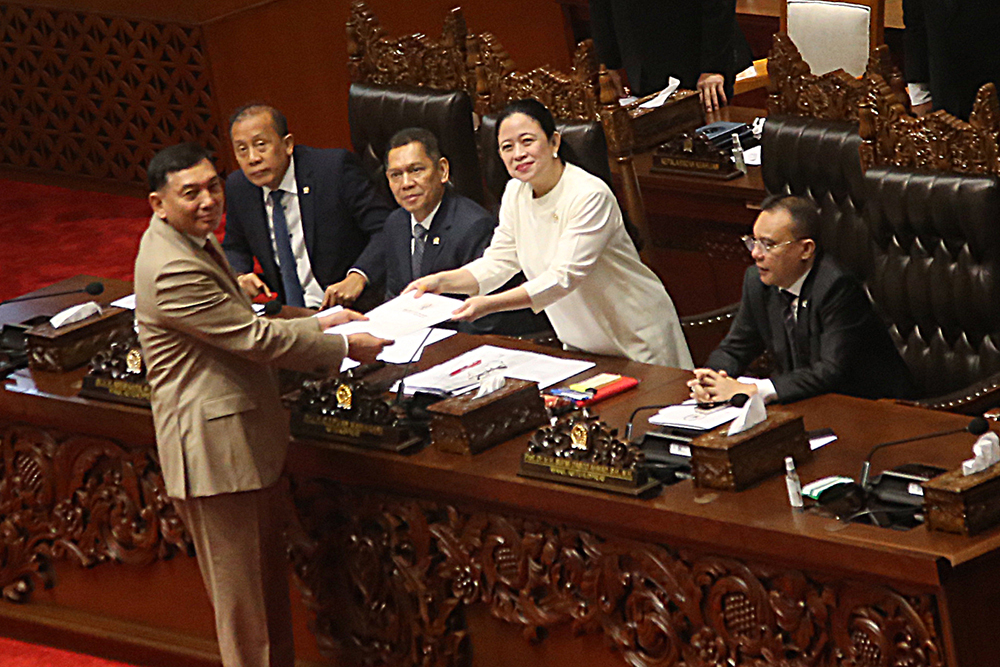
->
<box><xmin>346</xmin><ymin>0</ymin><xmax>599</xmax><ymax>120</ymax></box>
<box><xmin>288</xmin><ymin>482</ymin><xmax>945</xmax><ymax>667</ymax></box>
<box><xmin>0</xmin><ymin>422</ymin><xmax>191</xmax><ymax>602</ymax></box>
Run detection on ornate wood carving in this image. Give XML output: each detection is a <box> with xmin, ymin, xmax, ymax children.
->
<box><xmin>0</xmin><ymin>422</ymin><xmax>191</xmax><ymax>602</ymax></box>
<box><xmin>859</xmin><ymin>75</ymin><xmax>1000</xmax><ymax>175</ymax></box>
<box><xmin>766</xmin><ymin>33</ymin><xmax>906</xmax><ymax>123</ymax></box>
<box><xmin>0</xmin><ymin>3</ymin><xmax>225</xmax><ymax>185</ymax></box>
<box><xmin>288</xmin><ymin>481</ymin><xmax>945</xmax><ymax>667</ymax></box>
<box><xmin>346</xmin><ymin>0</ymin><xmax>599</xmax><ymax>120</ymax></box>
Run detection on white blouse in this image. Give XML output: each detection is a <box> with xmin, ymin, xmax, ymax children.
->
<box><xmin>465</xmin><ymin>163</ymin><xmax>692</xmax><ymax>367</ymax></box>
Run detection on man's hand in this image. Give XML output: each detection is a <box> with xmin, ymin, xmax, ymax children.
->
<box><xmin>450</xmin><ymin>295</ymin><xmax>495</xmax><ymax>322</ymax></box>
<box><xmin>697</xmin><ymin>73</ymin><xmax>727</xmax><ymax>112</ymax></box>
<box><xmin>323</xmin><ymin>272</ymin><xmax>367</xmax><ymax>308</ymax></box>
<box><xmin>237</xmin><ymin>273</ymin><xmax>272</xmax><ymax>300</ymax></box>
<box><xmin>316</xmin><ymin>309</ymin><xmax>367</xmax><ymax>330</ymax></box>
<box><xmin>346</xmin><ymin>332</ymin><xmax>393</xmax><ymax>363</ymax></box>
<box><xmin>687</xmin><ymin>368</ymin><xmax>757</xmax><ymax>403</ymax></box>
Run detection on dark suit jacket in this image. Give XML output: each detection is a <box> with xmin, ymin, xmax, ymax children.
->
<box><xmin>222</xmin><ymin>145</ymin><xmax>393</xmax><ymax>304</ymax></box>
<box><xmin>588</xmin><ymin>0</ymin><xmax>752</xmax><ymax>97</ymax></box>
<box><xmin>706</xmin><ymin>255</ymin><xmax>915</xmax><ymax>403</ymax></box>
<box><xmin>378</xmin><ymin>188</ymin><xmax>551</xmax><ymax>336</ymax></box>
<box><xmin>904</xmin><ymin>0</ymin><xmax>1000</xmax><ymax>120</ymax></box>
<box><xmin>378</xmin><ymin>188</ymin><xmax>494</xmax><ymax>299</ymax></box>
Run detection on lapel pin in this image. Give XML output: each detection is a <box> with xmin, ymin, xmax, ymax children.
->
<box><xmin>303</xmin><ymin>186</ymin><xmax>310</xmax><ymax>194</ymax></box>
<box><xmin>433</xmin><ymin>237</ymin><xmax>440</xmax><ymax>245</ymax></box>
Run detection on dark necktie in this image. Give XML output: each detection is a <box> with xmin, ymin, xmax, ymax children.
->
<box><xmin>781</xmin><ymin>289</ymin><xmax>801</xmax><ymax>369</ymax></box>
<box><xmin>269</xmin><ymin>190</ymin><xmax>305</xmax><ymax>307</ymax></box>
<box><xmin>411</xmin><ymin>224</ymin><xmax>428</xmax><ymax>279</ymax></box>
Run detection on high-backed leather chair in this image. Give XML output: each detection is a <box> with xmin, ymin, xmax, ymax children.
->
<box><xmin>347</xmin><ymin>82</ymin><xmax>485</xmax><ymax>206</ymax></box>
<box><xmin>864</xmin><ymin>168</ymin><xmax>1000</xmax><ymax>411</ymax></box>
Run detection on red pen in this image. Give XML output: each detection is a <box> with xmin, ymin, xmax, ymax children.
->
<box><xmin>449</xmin><ymin>359</ymin><xmax>482</xmax><ymax>376</ymax></box>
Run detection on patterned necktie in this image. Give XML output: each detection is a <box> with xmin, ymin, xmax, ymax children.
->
<box><xmin>411</xmin><ymin>224</ymin><xmax>428</xmax><ymax>279</ymax></box>
<box><xmin>781</xmin><ymin>289</ymin><xmax>801</xmax><ymax>369</ymax></box>
<box><xmin>269</xmin><ymin>190</ymin><xmax>305</xmax><ymax>307</ymax></box>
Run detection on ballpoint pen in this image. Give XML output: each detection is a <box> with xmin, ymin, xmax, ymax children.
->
<box><xmin>448</xmin><ymin>359</ymin><xmax>482</xmax><ymax>376</ymax></box>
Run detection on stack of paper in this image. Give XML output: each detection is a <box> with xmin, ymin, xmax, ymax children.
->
<box><xmin>648</xmin><ymin>400</ymin><xmax>742</xmax><ymax>431</ymax></box>
<box><xmin>323</xmin><ymin>292</ymin><xmax>464</xmax><ymax>340</ymax></box>
<box><xmin>399</xmin><ymin>345</ymin><xmax>595</xmax><ymax>396</ymax></box>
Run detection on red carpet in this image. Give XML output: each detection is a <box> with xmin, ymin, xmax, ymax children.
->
<box><xmin>0</xmin><ymin>637</ymin><xmax>138</xmax><ymax>666</ymax></box>
<box><xmin>0</xmin><ymin>179</ymin><xmax>151</xmax><ymax>302</ymax></box>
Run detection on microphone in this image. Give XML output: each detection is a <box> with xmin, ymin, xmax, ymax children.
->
<box><xmin>858</xmin><ymin>416</ymin><xmax>989</xmax><ymax>490</ymax></box>
<box><xmin>625</xmin><ymin>393</ymin><xmax>749</xmax><ymax>441</ymax></box>
<box><xmin>1</xmin><ymin>281</ymin><xmax>104</xmax><ymax>305</ymax></box>
<box><xmin>393</xmin><ymin>327</ymin><xmax>436</xmax><ymax>406</ymax></box>
<box><xmin>262</xmin><ymin>300</ymin><xmax>283</xmax><ymax>316</ymax></box>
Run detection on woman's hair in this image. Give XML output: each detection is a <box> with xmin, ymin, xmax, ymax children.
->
<box><xmin>496</xmin><ymin>98</ymin><xmax>557</xmax><ymax>142</ymax></box>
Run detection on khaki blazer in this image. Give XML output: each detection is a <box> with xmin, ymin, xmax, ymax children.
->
<box><xmin>134</xmin><ymin>215</ymin><xmax>346</xmax><ymax>499</ymax></box>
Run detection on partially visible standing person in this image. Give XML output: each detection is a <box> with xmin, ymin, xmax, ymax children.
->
<box><xmin>588</xmin><ymin>0</ymin><xmax>753</xmax><ymax>111</ymax></box>
<box><xmin>135</xmin><ymin>143</ymin><xmax>390</xmax><ymax>667</ymax></box>
<box><xmin>407</xmin><ymin>99</ymin><xmax>693</xmax><ymax>368</ymax></box>
<box><xmin>904</xmin><ymin>0</ymin><xmax>1000</xmax><ymax>120</ymax></box>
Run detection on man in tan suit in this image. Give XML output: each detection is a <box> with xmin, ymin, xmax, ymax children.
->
<box><xmin>134</xmin><ymin>143</ymin><xmax>390</xmax><ymax>667</ymax></box>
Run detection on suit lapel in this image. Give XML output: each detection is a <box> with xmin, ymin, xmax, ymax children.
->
<box><xmin>420</xmin><ymin>191</ymin><xmax>451</xmax><ymax>276</ymax></box>
<box><xmin>295</xmin><ymin>151</ymin><xmax>317</xmax><ymax>258</ymax></box>
<box><xmin>795</xmin><ymin>266</ymin><xmax>818</xmax><ymax>364</ymax></box>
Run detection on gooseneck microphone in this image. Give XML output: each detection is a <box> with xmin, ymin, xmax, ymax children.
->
<box><xmin>262</xmin><ymin>300</ymin><xmax>283</xmax><ymax>316</ymax></box>
<box><xmin>0</xmin><ymin>281</ymin><xmax>104</xmax><ymax>305</ymax></box>
<box><xmin>858</xmin><ymin>416</ymin><xmax>989</xmax><ymax>490</ymax></box>
<box><xmin>625</xmin><ymin>393</ymin><xmax>749</xmax><ymax>441</ymax></box>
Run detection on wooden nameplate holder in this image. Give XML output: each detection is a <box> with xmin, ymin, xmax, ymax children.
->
<box><xmin>923</xmin><ymin>464</ymin><xmax>1000</xmax><ymax>536</ymax></box>
<box><xmin>650</xmin><ymin>131</ymin><xmax>741</xmax><ymax>180</ymax></box>
<box><xmin>428</xmin><ymin>378</ymin><xmax>546</xmax><ymax>455</ymax></box>
<box><xmin>690</xmin><ymin>410</ymin><xmax>811</xmax><ymax>491</ymax></box>
<box><xmin>79</xmin><ymin>330</ymin><xmax>151</xmax><ymax>407</ymax></box>
<box><xmin>623</xmin><ymin>89</ymin><xmax>704</xmax><ymax>153</ymax></box>
<box><xmin>518</xmin><ymin>409</ymin><xmax>658</xmax><ymax>496</ymax></box>
<box><xmin>290</xmin><ymin>371</ymin><xmax>426</xmax><ymax>453</ymax></box>
<box><xmin>26</xmin><ymin>306</ymin><xmax>133</xmax><ymax>372</ymax></box>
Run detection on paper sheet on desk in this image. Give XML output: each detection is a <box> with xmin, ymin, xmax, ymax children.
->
<box><xmin>639</xmin><ymin>78</ymin><xmax>680</xmax><ymax>109</ymax></box>
<box><xmin>111</xmin><ymin>294</ymin><xmax>136</xmax><ymax>310</ymax></box>
<box><xmin>322</xmin><ymin>292</ymin><xmax>463</xmax><ymax>339</ymax></box>
<box><xmin>648</xmin><ymin>399</ymin><xmax>742</xmax><ymax>430</ymax></box>
<box><xmin>743</xmin><ymin>145</ymin><xmax>762</xmax><ymax>166</ymax></box>
<box><xmin>398</xmin><ymin>344</ymin><xmax>594</xmax><ymax>396</ymax></box>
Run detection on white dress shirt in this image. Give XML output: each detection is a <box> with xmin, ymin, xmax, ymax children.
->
<box><xmin>261</xmin><ymin>157</ymin><xmax>325</xmax><ymax>308</ymax></box>
<box><xmin>464</xmin><ymin>163</ymin><xmax>692</xmax><ymax>367</ymax></box>
<box><xmin>411</xmin><ymin>199</ymin><xmax>442</xmax><ymax>255</ymax></box>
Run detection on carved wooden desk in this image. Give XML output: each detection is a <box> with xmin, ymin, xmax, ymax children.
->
<box><xmin>2</xmin><ymin>301</ymin><xmax>1000</xmax><ymax>667</ymax></box>
<box><xmin>611</xmin><ymin>106</ymin><xmax>765</xmax><ymax>316</ymax></box>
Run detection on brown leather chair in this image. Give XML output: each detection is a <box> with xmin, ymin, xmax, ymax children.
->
<box><xmin>347</xmin><ymin>82</ymin><xmax>485</xmax><ymax>206</ymax></box>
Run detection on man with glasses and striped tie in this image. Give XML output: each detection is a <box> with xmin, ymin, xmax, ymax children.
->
<box><xmin>688</xmin><ymin>195</ymin><xmax>914</xmax><ymax>405</ymax></box>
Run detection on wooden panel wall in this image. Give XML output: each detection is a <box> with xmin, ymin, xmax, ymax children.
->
<box><xmin>0</xmin><ymin>0</ymin><xmax>569</xmax><ymax>188</ymax></box>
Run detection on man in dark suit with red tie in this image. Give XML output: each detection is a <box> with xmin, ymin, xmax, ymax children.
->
<box><xmin>689</xmin><ymin>195</ymin><xmax>915</xmax><ymax>404</ymax></box>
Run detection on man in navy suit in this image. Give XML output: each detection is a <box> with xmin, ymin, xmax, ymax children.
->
<box><xmin>222</xmin><ymin>104</ymin><xmax>393</xmax><ymax>308</ymax></box>
<box><xmin>689</xmin><ymin>195</ymin><xmax>915</xmax><ymax>404</ymax></box>
<box><xmin>369</xmin><ymin>127</ymin><xmax>549</xmax><ymax>335</ymax></box>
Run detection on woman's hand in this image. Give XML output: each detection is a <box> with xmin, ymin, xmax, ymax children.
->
<box><xmin>451</xmin><ymin>296</ymin><xmax>496</xmax><ymax>322</ymax></box>
<box><xmin>404</xmin><ymin>273</ymin><xmax>445</xmax><ymax>297</ymax></box>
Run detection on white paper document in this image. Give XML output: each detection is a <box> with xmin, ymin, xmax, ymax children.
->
<box><xmin>323</xmin><ymin>292</ymin><xmax>464</xmax><ymax>340</ymax></box>
<box><xmin>648</xmin><ymin>399</ymin><xmax>742</xmax><ymax>431</ymax></box>
<box><xmin>377</xmin><ymin>328</ymin><xmax>456</xmax><ymax>365</ymax></box>
<box><xmin>398</xmin><ymin>344</ymin><xmax>595</xmax><ymax>396</ymax></box>
<box><xmin>111</xmin><ymin>294</ymin><xmax>136</xmax><ymax>310</ymax></box>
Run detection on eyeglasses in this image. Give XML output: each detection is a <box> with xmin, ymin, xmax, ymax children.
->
<box><xmin>742</xmin><ymin>235</ymin><xmax>801</xmax><ymax>254</ymax></box>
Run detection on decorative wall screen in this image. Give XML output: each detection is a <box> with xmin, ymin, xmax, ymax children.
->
<box><xmin>0</xmin><ymin>3</ymin><xmax>224</xmax><ymax>185</ymax></box>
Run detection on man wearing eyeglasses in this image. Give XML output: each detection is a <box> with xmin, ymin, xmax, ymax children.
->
<box><xmin>688</xmin><ymin>195</ymin><xmax>915</xmax><ymax>404</ymax></box>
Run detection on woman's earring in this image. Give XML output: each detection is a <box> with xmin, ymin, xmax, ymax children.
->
<box><xmin>552</xmin><ymin>152</ymin><xmax>559</xmax><ymax>159</ymax></box>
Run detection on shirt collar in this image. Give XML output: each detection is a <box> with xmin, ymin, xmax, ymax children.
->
<box><xmin>411</xmin><ymin>197</ymin><xmax>443</xmax><ymax>234</ymax></box>
<box><xmin>783</xmin><ymin>264</ymin><xmax>811</xmax><ymax>298</ymax></box>
<box><xmin>262</xmin><ymin>155</ymin><xmax>297</xmax><ymax>201</ymax></box>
